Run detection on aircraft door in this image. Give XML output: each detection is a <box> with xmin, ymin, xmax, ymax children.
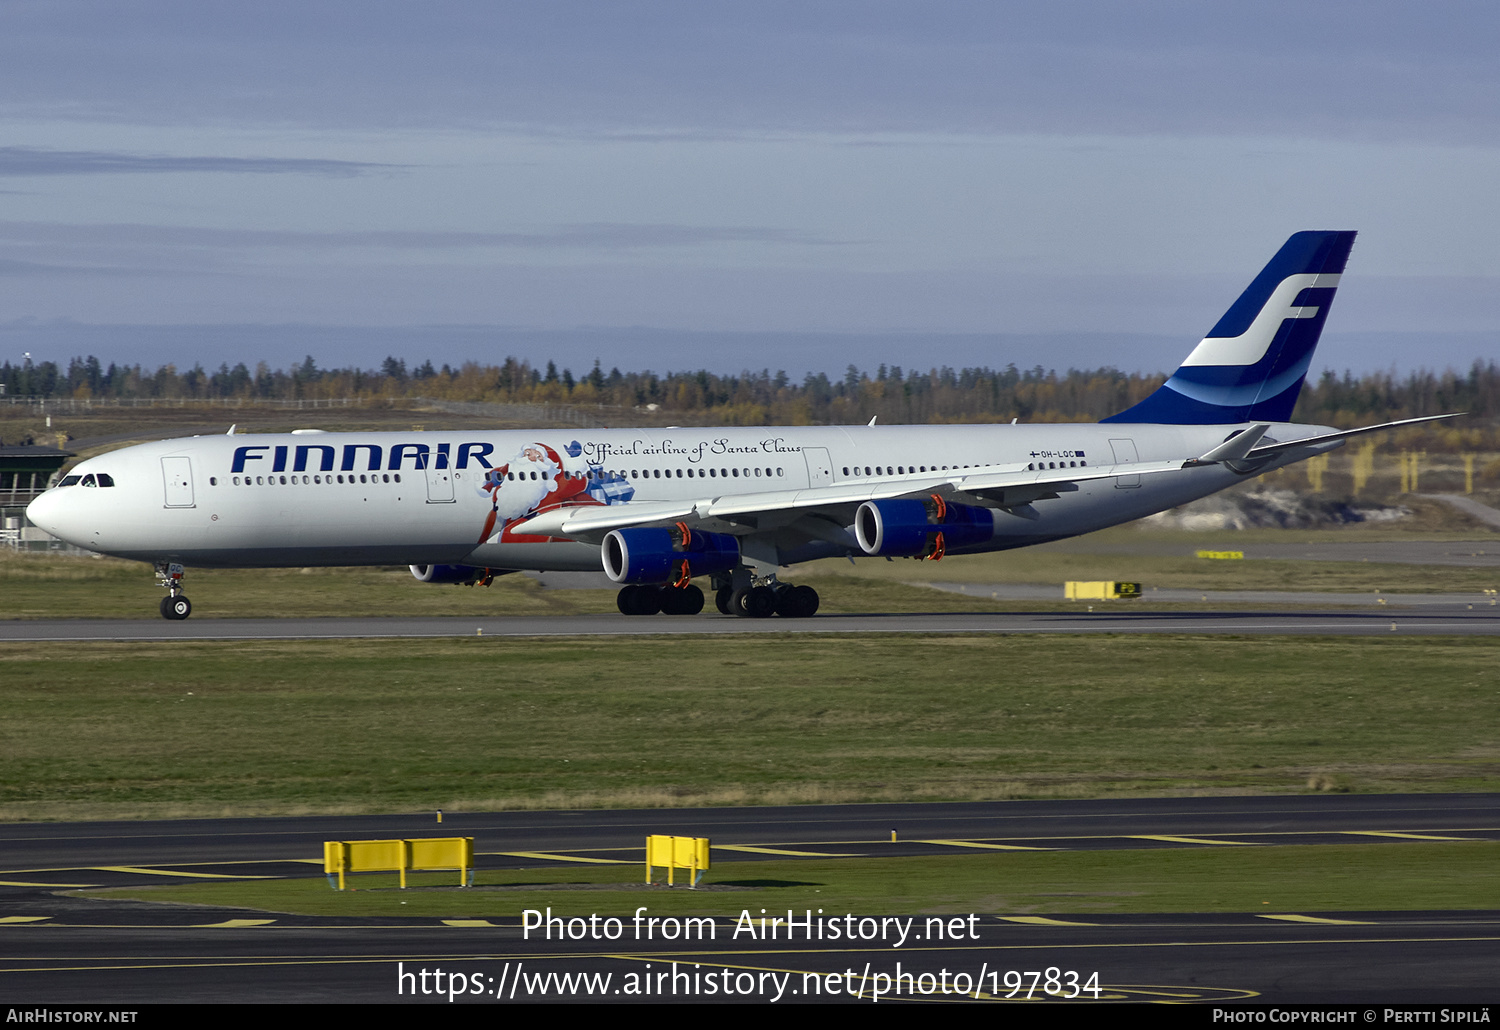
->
<box><xmin>425</xmin><ymin>465</ymin><xmax>455</xmax><ymax>503</ymax></box>
<box><xmin>161</xmin><ymin>456</ymin><xmax>195</xmax><ymax>507</ymax></box>
<box><xmin>1108</xmin><ymin>438</ymin><xmax>1140</xmax><ymax>488</ymax></box>
<box><xmin>802</xmin><ymin>447</ymin><xmax>833</xmax><ymax>487</ymax></box>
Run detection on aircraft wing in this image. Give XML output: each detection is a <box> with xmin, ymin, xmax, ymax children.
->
<box><xmin>509</xmin><ymin>413</ymin><xmax>1458</xmax><ymax>544</ymax></box>
<box><xmin>510</xmin><ymin>457</ymin><xmax>1191</xmax><ymax>542</ymax></box>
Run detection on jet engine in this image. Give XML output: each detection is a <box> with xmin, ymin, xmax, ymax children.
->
<box><xmin>602</xmin><ymin>524</ymin><xmax>740</xmax><ymax>584</ymax></box>
<box><xmin>854</xmin><ymin>496</ymin><xmax>994</xmax><ymax>559</ymax></box>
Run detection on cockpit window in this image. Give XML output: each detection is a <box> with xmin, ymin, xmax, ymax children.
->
<box><xmin>81</xmin><ymin>474</ymin><xmax>97</xmax><ymax>487</ymax></box>
<box><xmin>58</xmin><ymin>476</ymin><xmax>81</xmax><ymax>487</ymax></box>
<box><xmin>96</xmin><ymin>473</ymin><xmax>115</xmax><ymax>487</ymax></box>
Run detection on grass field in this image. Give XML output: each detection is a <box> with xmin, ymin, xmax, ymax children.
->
<box><xmin>12</xmin><ymin>407</ymin><xmax>1500</xmax><ymax>923</ymax></box>
<box><xmin>91</xmin><ymin>841</ymin><xmax>1500</xmax><ymax>918</ymax></box>
<box><xmin>3</xmin><ymin>634</ymin><xmax>1497</xmax><ymax>821</ymax></box>
<box><xmin>804</xmin><ymin>528</ymin><xmax>1500</xmax><ymax>594</ymax></box>
<box><xmin>4</xmin><ymin>508</ymin><xmax>1500</xmax><ymax>622</ymax></box>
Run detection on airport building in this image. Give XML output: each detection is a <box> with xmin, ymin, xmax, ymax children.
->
<box><xmin>1</xmin><ymin>441</ymin><xmax>75</xmax><ymax>548</ymax></box>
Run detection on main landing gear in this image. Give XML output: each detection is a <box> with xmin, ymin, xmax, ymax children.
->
<box><xmin>155</xmin><ymin>560</ymin><xmax>192</xmax><ymax>620</ymax></box>
<box><xmin>615</xmin><ymin>570</ymin><xmax>818</xmax><ymax>618</ymax></box>
<box><xmin>714</xmin><ymin>582</ymin><xmax>819</xmax><ymax>619</ymax></box>
<box><xmin>616</xmin><ymin>582</ymin><xmax>705</xmax><ymax>616</ymax></box>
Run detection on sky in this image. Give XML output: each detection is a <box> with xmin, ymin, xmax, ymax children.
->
<box><xmin>0</xmin><ymin>1</ymin><xmax>1497</xmax><ymax>380</ymax></box>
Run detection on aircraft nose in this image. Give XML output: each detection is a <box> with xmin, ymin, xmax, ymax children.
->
<box><xmin>25</xmin><ymin>488</ymin><xmax>79</xmax><ymax>544</ymax></box>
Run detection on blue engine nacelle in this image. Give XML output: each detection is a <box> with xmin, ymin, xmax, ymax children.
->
<box><xmin>409</xmin><ymin>564</ymin><xmax>487</xmax><ymax>585</ymax></box>
<box><xmin>854</xmin><ymin>496</ymin><xmax>994</xmax><ymax>558</ymax></box>
<box><xmin>602</xmin><ymin>524</ymin><xmax>740</xmax><ymax>584</ymax></box>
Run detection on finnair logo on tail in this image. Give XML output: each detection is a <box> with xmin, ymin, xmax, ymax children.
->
<box><xmin>1180</xmin><ymin>272</ymin><xmax>1341</xmax><ymax>368</ymax></box>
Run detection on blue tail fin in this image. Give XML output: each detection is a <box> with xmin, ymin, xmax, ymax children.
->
<box><xmin>1102</xmin><ymin>230</ymin><xmax>1356</xmax><ymax>424</ymax></box>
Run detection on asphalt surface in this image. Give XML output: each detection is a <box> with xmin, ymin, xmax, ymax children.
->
<box><xmin>3</xmin><ymin>796</ymin><xmax>1498</xmax><ymax>1004</ymax></box>
<box><xmin>6</xmin><ymin>607</ymin><xmax>1500</xmax><ymax>642</ymax></box>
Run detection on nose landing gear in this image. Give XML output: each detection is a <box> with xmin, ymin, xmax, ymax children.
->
<box><xmin>155</xmin><ymin>561</ymin><xmax>192</xmax><ymax>620</ymax></box>
<box><xmin>160</xmin><ymin>594</ymin><xmax>192</xmax><ymax>620</ymax></box>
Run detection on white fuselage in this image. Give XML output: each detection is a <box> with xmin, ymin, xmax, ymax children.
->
<box><xmin>26</xmin><ymin>420</ymin><xmax>1331</xmax><ymax>572</ymax></box>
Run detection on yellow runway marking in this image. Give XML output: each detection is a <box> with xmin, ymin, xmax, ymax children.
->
<box><xmin>0</xmin><ymin>916</ymin><xmax>52</xmax><ymax>924</ymax></box>
<box><xmin>0</xmin><ymin>881</ymin><xmax>99</xmax><ymax>889</ymax></box>
<box><xmin>1259</xmin><ymin>914</ymin><xmax>1374</xmax><ymax>925</ymax></box>
<box><xmin>94</xmin><ymin>866</ymin><xmax>276</xmax><ymax>879</ymax></box>
<box><xmin>495</xmin><ymin>852</ymin><xmax>630</xmax><ymax>864</ymax></box>
<box><xmin>998</xmin><ymin>916</ymin><xmax>1099</xmax><ymax>926</ymax></box>
<box><xmin>442</xmin><ymin>919</ymin><xmax>496</xmax><ymax>927</ymax></box>
<box><xmin>714</xmin><ymin>845</ymin><xmax>862</xmax><ymax>857</ymax></box>
<box><xmin>921</xmin><ymin>839</ymin><xmax>1052</xmax><ymax>851</ymax></box>
<box><xmin>1130</xmin><ymin>835</ymin><xmax>1256</xmax><ymax>846</ymax></box>
<box><xmin>1343</xmin><ymin>831</ymin><xmax>1479</xmax><ymax>841</ymax></box>
<box><xmin>192</xmin><ymin>919</ymin><xmax>277</xmax><ymax>928</ymax></box>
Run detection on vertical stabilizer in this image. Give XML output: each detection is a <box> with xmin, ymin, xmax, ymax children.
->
<box><xmin>1103</xmin><ymin>230</ymin><xmax>1356</xmax><ymax>424</ymax></box>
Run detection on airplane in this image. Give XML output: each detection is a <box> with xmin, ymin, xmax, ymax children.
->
<box><xmin>25</xmin><ymin>230</ymin><xmax>1454</xmax><ymax>620</ymax></box>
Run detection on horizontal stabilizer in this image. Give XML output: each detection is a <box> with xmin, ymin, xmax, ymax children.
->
<box><xmin>1246</xmin><ymin>413</ymin><xmax>1463</xmax><ymax>458</ymax></box>
<box><xmin>1185</xmin><ymin>424</ymin><xmax>1271</xmax><ymax>466</ymax></box>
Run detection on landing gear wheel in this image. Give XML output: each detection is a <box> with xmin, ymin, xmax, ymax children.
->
<box><xmin>160</xmin><ymin>595</ymin><xmax>192</xmax><ymax>620</ymax></box>
<box><xmin>715</xmin><ymin>587</ymin><xmax>734</xmax><ymax>615</ymax></box>
<box><xmin>617</xmin><ymin>585</ymin><xmax>664</xmax><ymax>616</ymax></box>
<box><xmin>616</xmin><ymin>585</ymin><xmax>637</xmax><ymax>615</ymax></box>
<box><xmin>775</xmin><ymin>584</ymin><xmax>819</xmax><ymax>618</ymax></box>
<box><xmin>660</xmin><ymin>584</ymin><xmax>705</xmax><ymax>615</ymax></box>
<box><xmin>734</xmin><ymin>585</ymin><xmax>777</xmax><ymax>618</ymax></box>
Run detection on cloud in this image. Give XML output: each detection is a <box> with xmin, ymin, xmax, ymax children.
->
<box><xmin>1</xmin><ymin>3</ymin><xmax>1496</xmax><ymax>144</ymax></box>
<box><xmin>0</xmin><ymin>221</ymin><xmax>846</xmax><ymax>251</ymax></box>
<box><xmin>0</xmin><ymin>257</ymin><xmax>172</xmax><ymax>276</ymax></box>
<box><xmin>0</xmin><ymin>147</ymin><xmax>396</xmax><ymax>177</ymax></box>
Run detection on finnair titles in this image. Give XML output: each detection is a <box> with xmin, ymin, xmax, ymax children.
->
<box><xmin>26</xmin><ymin>231</ymin><xmax>1453</xmax><ymax>620</ymax></box>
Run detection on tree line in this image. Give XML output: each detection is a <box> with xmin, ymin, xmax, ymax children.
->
<box><xmin>3</xmin><ymin>354</ymin><xmax>1498</xmax><ymax>441</ymax></box>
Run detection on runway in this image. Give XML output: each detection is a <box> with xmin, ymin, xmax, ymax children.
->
<box><xmin>6</xmin><ymin>606</ymin><xmax>1500</xmax><ymax>642</ymax></box>
<box><xmin>3</xmin><ymin>796</ymin><xmax>1498</xmax><ymax>1003</ymax></box>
